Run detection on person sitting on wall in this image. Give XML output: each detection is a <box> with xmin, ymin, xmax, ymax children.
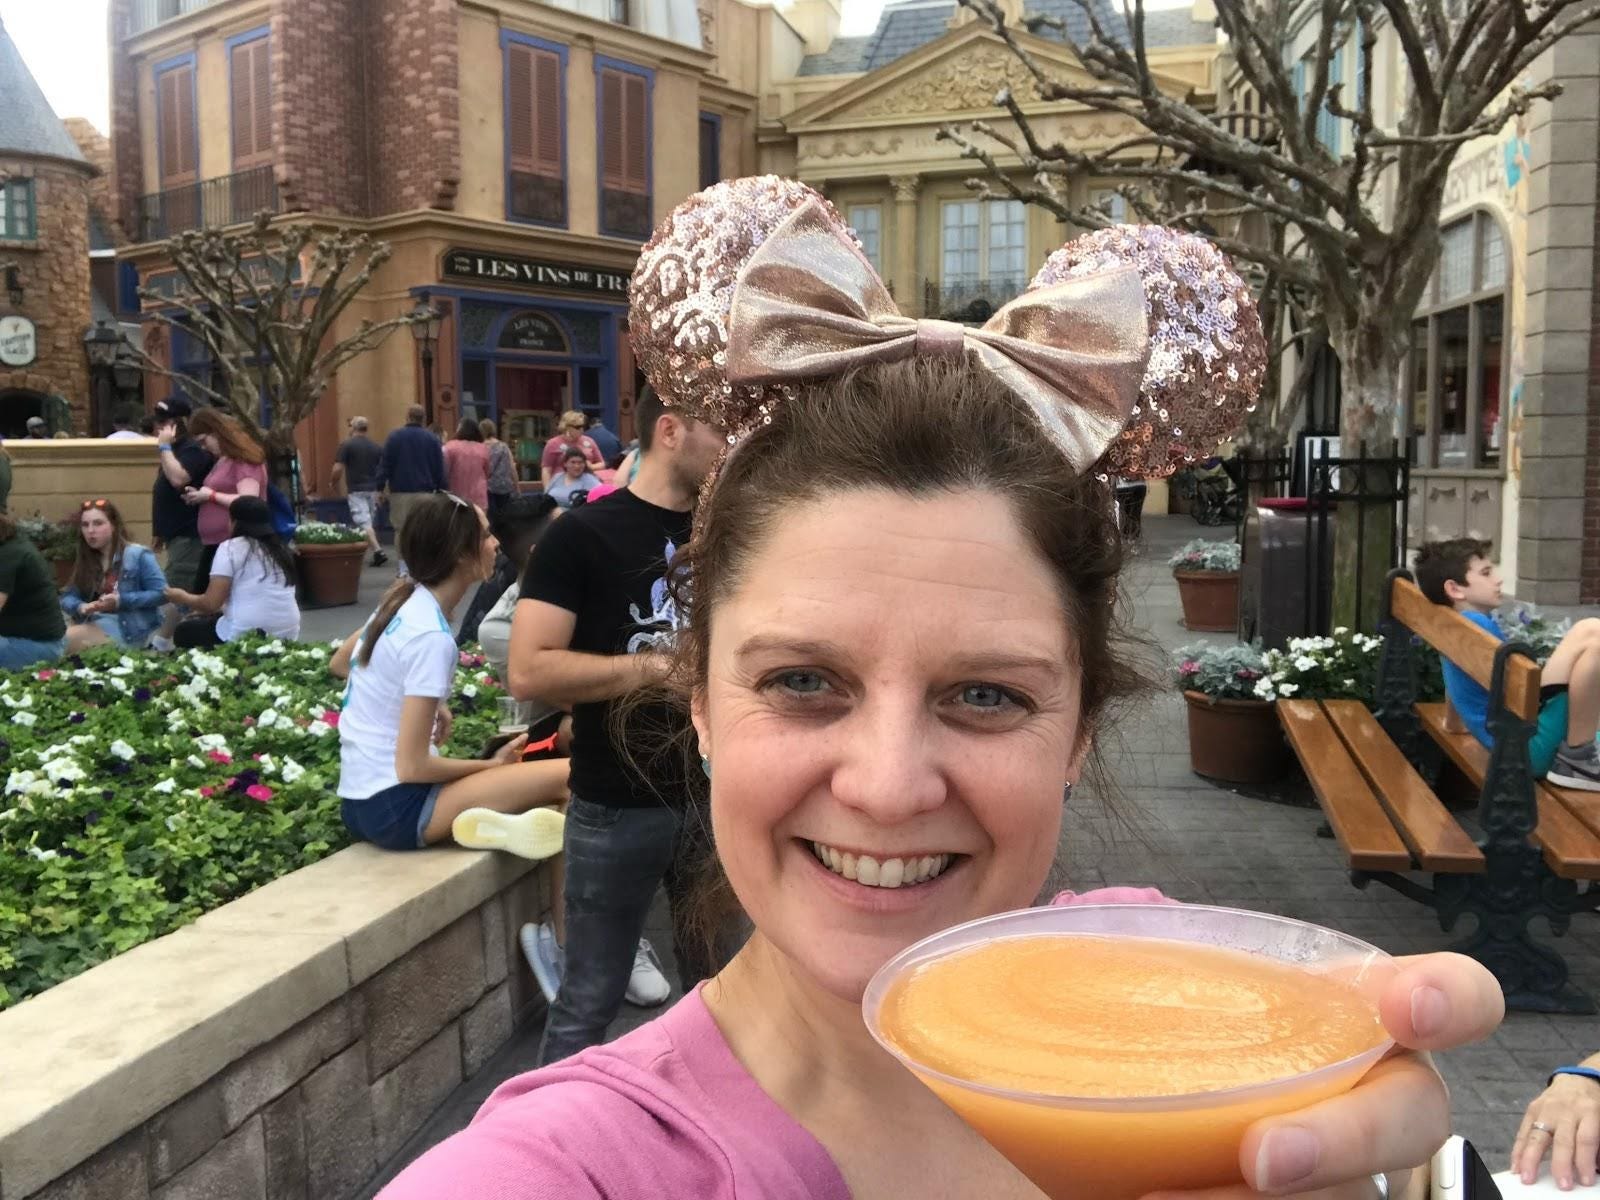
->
<box><xmin>61</xmin><ymin>498</ymin><xmax>167</xmax><ymax>652</ymax></box>
<box><xmin>163</xmin><ymin>496</ymin><xmax>301</xmax><ymax>648</ymax></box>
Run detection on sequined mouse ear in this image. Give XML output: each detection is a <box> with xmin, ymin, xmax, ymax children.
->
<box><xmin>627</xmin><ymin>176</ymin><xmax>857</xmax><ymax>439</ymax></box>
<box><xmin>1029</xmin><ymin>226</ymin><xmax>1266</xmax><ymax>480</ymax></box>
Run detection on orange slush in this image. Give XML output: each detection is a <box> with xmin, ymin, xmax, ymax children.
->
<box><xmin>877</xmin><ymin>934</ymin><xmax>1388</xmax><ymax>1200</ymax></box>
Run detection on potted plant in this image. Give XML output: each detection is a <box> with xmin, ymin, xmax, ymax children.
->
<box><xmin>1169</xmin><ymin>538</ymin><xmax>1242</xmax><ymax>632</ymax></box>
<box><xmin>19</xmin><ymin>514</ymin><xmax>79</xmax><ymax>588</ymax></box>
<box><xmin>1253</xmin><ymin>628</ymin><xmax>1386</xmax><ymax>707</ymax></box>
<box><xmin>1175</xmin><ymin>641</ymin><xmax>1293</xmax><ymax>784</ymax></box>
<box><xmin>293</xmin><ymin>523</ymin><xmax>368</xmax><ymax>608</ymax></box>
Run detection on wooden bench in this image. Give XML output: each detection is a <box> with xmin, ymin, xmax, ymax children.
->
<box><xmin>1279</xmin><ymin>570</ymin><xmax>1600</xmax><ymax>1014</ymax></box>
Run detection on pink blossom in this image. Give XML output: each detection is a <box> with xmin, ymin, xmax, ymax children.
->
<box><xmin>1179</xmin><ymin>660</ymin><xmax>1199</xmax><ymax>674</ymax></box>
<box><xmin>36</xmin><ymin>669</ymin><xmax>57</xmax><ymax>681</ymax></box>
<box><xmin>207</xmin><ymin>750</ymin><xmax>232</xmax><ymax>764</ymax></box>
<box><xmin>321</xmin><ymin>709</ymin><xmax>340</xmax><ymax>728</ymax></box>
<box><xmin>246</xmin><ymin>784</ymin><xmax>274</xmax><ymax>803</ymax></box>
<box><xmin>199</xmin><ymin>786</ymin><xmax>215</xmax><ymax>797</ymax></box>
<box><xmin>242</xmin><ymin>717</ymin><xmax>256</xmax><ymax>726</ymax></box>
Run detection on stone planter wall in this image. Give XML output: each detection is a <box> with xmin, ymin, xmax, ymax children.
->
<box><xmin>0</xmin><ymin>845</ymin><xmax>555</xmax><ymax>1200</ymax></box>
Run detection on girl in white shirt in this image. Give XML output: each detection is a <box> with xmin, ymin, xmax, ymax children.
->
<box><xmin>163</xmin><ymin>496</ymin><xmax>301</xmax><ymax>647</ymax></box>
<box><xmin>334</xmin><ymin>491</ymin><xmax>567</xmax><ymax>858</ymax></box>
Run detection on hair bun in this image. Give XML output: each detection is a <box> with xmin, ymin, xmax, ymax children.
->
<box><xmin>628</xmin><ymin>176</ymin><xmax>855</xmax><ymax>437</ymax></box>
<box><xmin>1030</xmin><ymin>225</ymin><xmax>1265</xmax><ymax>479</ymax></box>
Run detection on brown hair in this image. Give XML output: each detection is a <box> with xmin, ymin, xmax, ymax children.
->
<box><xmin>478</xmin><ymin>418</ymin><xmax>499</xmax><ymax>441</ymax></box>
<box><xmin>187</xmin><ymin>407</ymin><xmax>266</xmax><ymax>465</ymax></box>
<box><xmin>71</xmin><ymin>499</ymin><xmax>131</xmax><ymax>600</ymax></box>
<box><xmin>0</xmin><ymin>511</ymin><xmax>14</xmax><ymax>544</ymax></box>
<box><xmin>1414</xmin><ymin>538</ymin><xmax>1492</xmax><ymax>606</ymax></box>
<box><xmin>454</xmin><ymin>417</ymin><xmax>484</xmax><ymax>442</ymax></box>
<box><xmin>645</xmin><ymin>359</ymin><xmax>1146</xmax><ymax>943</ymax></box>
<box><xmin>357</xmin><ymin>493</ymin><xmax>487</xmax><ymax>667</ymax></box>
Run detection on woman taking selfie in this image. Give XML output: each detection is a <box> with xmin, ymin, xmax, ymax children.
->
<box><xmin>60</xmin><ymin>498</ymin><xmax>167</xmax><ymax>652</ymax></box>
<box><xmin>380</xmin><ymin>184</ymin><xmax>1505</xmax><ymax>1200</ymax></box>
<box><xmin>163</xmin><ymin>496</ymin><xmax>300</xmax><ymax>647</ymax></box>
<box><xmin>333</xmin><ymin>491</ymin><xmax>567</xmax><ymax>858</ymax></box>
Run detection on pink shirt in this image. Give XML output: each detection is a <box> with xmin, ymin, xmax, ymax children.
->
<box><xmin>379</xmin><ymin>888</ymin><xmax>1172</xmax><ymax>1200</ymax></box>
<box><xmin>541</xmin><ymin>434</ymin><xmax>604</xmax><ymax>477</ymax></box>
<box><xmin>443</xmin><ymin>440</ymin><xmax>491</xmax><ymax>509</ymax></box>
<box><xmin>198</xmin><ymin>458</ymin><xmax>268</xmax><ymax>546</ymax></box>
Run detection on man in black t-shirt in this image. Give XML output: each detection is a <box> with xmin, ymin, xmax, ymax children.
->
<box><xmin>148</xmin><ymin>397</ymin><xmax>215</xmax><ymax>650</ymax></box>
<box><xmin>332</xmin><ymin>416</ymin><xmax>388</xmax><ymax>566</ymax></box>
<box><xmin>510</xmin><ymin>388</ymin><xmax>733</xmax><ymax>1065</ymax></box>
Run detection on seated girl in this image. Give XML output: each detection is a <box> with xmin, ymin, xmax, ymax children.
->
<box><xmin>334</xmin><ymin>491</ymin><xmax>567</xmax><ymax>859</ymax></box>
<box><xmin>61</xmin><ymin>498</ymin><xmax>167</xmax><ymax>652</ymax></box>
<box><xmin>545</xmin><ymin>448</ymin><xmax>601</xmax><ymax>509</ymax></box>
<box><xmin>163</xmin><ymin>496</ymin><xmax>301</xmax><ymax>647</ymax></box>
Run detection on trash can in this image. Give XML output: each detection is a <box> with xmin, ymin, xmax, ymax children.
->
<box><xmin>1238</xmin><ymin>498</ymin><xmax>1333</xmax><ymax>649</ymax></box>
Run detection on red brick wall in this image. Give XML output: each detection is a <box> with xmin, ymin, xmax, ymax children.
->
<box><xmin>1585</xmin><ymin>110</ymin><xmax>1600</xmax><ymax>604</ymax></box>
<box><xmin>365</xmin><ymin>0</ymin><xmax>461</xmax><ymax>214</ymax></box>
<box><xmin>274</xmin><ymin>0</ymin><xmax>369</xmax><ymax>215</ymax></box>
<box><xmin>107</xmin><ymin>0</ymin><xmax>144</xmax><ymax>242</ymax></box>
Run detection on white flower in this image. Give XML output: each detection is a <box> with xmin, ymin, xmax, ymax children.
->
<box><xmin>255</xmin><ymin>755</ymin><xmax>276</xmax><ymax>775</ymax></box>
<box><xmin>151</xmin><ymin>778</ymin><xmax>177</xmax><ymax>794</ymax></box>
<box><xmin>195</xmin><ymin>733</ymin><xmax>229</xmax><ymax>751</ymax></box>
<box><xmin>306</xmin><ymin>720</ymin><xmax>333</xmax><ymax>738</ymax></box>
<box><xmin>1343</xmin><ymin>678</ymin><xmax>1355</xmax><ymax>688</ymax></box>
<box><xmin>12</xmin><ymin>711</ymin><xmax>36</xmax><ymax>727</ymax></box>
<box><xmin>187</xmin><ymin>755</ymin><xmax>206</xmax><ymax>769</ymax></box>
<box><xmin>1253</xmin><ymin>678</ymin><xmax>1277</xmax><ymax>700</ymax></box>
<box><xmin>1293</xmin><ymin>655</ymin><xmax>1317</xmax><ymax>672</ymax></box>
<box><xmin>1334</xmin><ymin>626</ymin><xmax>1349</xmax><ymax>635</ymax></box>
<box><xmin>40</xmin><ymin>759</ymin><xmax>85</xmax><ymax>783</ymax></box>
<box><xmin>1278</xmin><ymin>682</ymin><xmax>1299</xmax><ymax>696</ymax></box>
<box><xmin>5</xmin><ymin>770</ymin><xmax>37</xmax><ymax>796</ymax></box>
<box><xmin>258</xmin><ymin>708</ymin><xmax>281</xmax><ymax>728</ymax></box>
<box><xmin>165</xmin><ymin>814</ymin><xmax>181</xmax><ymax>832</ymax></box>
<box><xmin>109</xmin><ymin>740</ymin><xmax>138</xmax><ymax>761</ymax></box>
<box><xmin>26</xmin><ymin>844</ymin><xmax>59</xmax><ymax>862</ymax></box>
<box><xmin>280</xmin><ymin>757</ymin><xmax>306</xmax><ymax>783</ymax></box>
<box><xmin>461</xmin><ymin>685</ymin><xmax>478</xmax><ymax>699</ymax></box>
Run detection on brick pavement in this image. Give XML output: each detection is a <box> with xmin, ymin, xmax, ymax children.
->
<box><xmin>359</xmin><ymin>513</ymin><xmax>1598</xmax><ymax>1191</ymax></box>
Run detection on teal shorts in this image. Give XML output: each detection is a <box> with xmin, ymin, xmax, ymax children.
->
<box><xmin>1530</xmin><ymin>690</ymin><xmax>1570</xmax><ymax>778</ymax></box>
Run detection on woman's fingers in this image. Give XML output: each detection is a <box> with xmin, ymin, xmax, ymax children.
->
<box><xmin>1576</xmin><ymin>1111</ymin><xmax>1600</xmax><ymax>1188</ymax></box>
<box><xmin>1511</xmin><ymin>1107</ymin><xmax>1550</xmax><ymax>1183</ymax></box>
<box><xmin>1234</xmin><ymin>1053</ymin><xmax>1448</xmax><ymax>1194</ymax></box>
<box><xmin>1376</xmin><ymin>953</ymin><xmax>1503</xmax><ymax>1051</ymax></box>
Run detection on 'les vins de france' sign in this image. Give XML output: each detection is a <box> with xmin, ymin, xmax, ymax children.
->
<box><xmin>442</xmin><ymin>249</ymin><xmax>630</xmax><ymax>298</ymax></box>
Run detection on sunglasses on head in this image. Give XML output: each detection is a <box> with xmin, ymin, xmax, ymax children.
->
<box><xmin>81</xmin><ymin>498</ymin><xmax>110</xmax><ymax>510</ymax></box>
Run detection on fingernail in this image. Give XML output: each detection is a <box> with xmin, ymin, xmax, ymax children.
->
<box><xmin>1410</xmin><ymin>984</ymin><xmax>1448</xmax><ymax>1038</ymax></box>
<box><xmin>1256</xmin><ymin>1126</ymin><xmax>1320</xmax><ymax>1191</ymax></box>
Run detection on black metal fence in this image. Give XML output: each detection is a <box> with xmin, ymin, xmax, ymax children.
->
<box><xmin>137</xmin><ymin>167</ymin><xmax>279</xmax><ymax>242</ymax></box>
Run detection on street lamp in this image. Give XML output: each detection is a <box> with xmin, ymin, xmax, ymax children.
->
<box><xmin>84</xmin><ymin>321</ymin><xmax>123</xmax><ymax>436</ymax></box>
<box><xmin>409</xmin><ymin>295</ymin><xmax>444</xmax><ymax>428</ymax></box>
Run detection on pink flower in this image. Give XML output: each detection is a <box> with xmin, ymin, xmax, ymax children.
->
<box><xmin>321</xmin><ymin>709</ymin><xmax>340</xmax><ymax>728</ymax></box>
<box><xmin>207</xmin><ymin>750</ymin><xmax>232</xmax><ymax>764</ymax></box>
<box><xmin>242</xmin><ymin>717</ymin><xmax>256</xmax><ymax>726</ymax></box>
<box><xmin>199</xmin><ymin>786</ymin><xmax>215</xmax><ymax>797</ymax></box>
<box><xmin>36</xmin><ymin>669</ymin><xmax>57</xmax><ymax>681</ymax></box>
<box><xmin>1179</xmin><ymin>660</ymin><xmax>1199</xmax><ymax>674</ymax></box>
<box><xmin>246</xmin><ymin>784</ymin><xmax>274</xmax><ymax>803</ymax></box>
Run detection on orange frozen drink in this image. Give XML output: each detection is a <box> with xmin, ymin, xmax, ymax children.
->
<box><xmin>872</xmin><ymin>926</ymin><xmax>1390</xmax><ymax>1200</ymax></box>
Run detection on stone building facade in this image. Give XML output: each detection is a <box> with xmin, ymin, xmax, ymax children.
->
<box><xmin>0</xmin><ymin>19</ymin><xmax>96</xmax><ymax>438</ymax></box>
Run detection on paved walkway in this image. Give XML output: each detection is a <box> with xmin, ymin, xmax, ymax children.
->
<box><xmin>353</xmin><ymin>515</ymin><xmax>1597</xmax><ymax>1192</ymax></box>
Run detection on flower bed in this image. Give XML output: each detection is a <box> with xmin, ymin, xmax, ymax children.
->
<box><xmin>0</xmin><ymin>637</ymin><xmax>502</xmax><ymax>1009</ymax></box>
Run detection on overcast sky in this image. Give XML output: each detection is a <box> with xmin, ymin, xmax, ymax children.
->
<box><xmin>6</xmin><ymin>0</ymin><xmax>1193</xmax><ymax>136</ymax></box>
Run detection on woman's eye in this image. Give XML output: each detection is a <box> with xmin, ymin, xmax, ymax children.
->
<box><xmin>961</xmin><ymin>684</ymin><xmax>1012</xmax><ymax>709</ymax></box>
<box><xmin>771</xmin><ymin>671</ymin><xmax>829</xmax><ymax>696</ymax></box>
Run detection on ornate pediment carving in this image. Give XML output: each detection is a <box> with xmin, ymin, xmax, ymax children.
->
<box><xmin>846</xmin><ymin>42</ymin><xmax>1041</xmax><ymax>119</ymax></box>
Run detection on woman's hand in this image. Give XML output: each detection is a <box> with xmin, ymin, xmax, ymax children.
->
<box><xmin>432</xmin><ymin>704</ymin><xmax>454</xmax><ymax>747</ymax></box>
<box><xmin>492</xmin><ymin>733</ymin><xmax>529</xmax><ymax>765</ymax></box>
<box><xmin>163</xmin><ymin>586</ymin><xmax>192</xmax><ymax>606</ymax></box>
<box><xmin>182</xmin><ymin>487</ymin><xmax>213</xmax><ymax>507</ymax></box>
<box><xmin>98</xmin><ymin>593</ymin><xmax>119</xmax><ymax>613</ymax></box>
<box><xmin>1511</xmin><ymin>1070</ymin><xmax>1600</xmax><ymax>1189</ymax></box>
<box><xmin>1141</xmin><ymin>952</ymin><xmax>1504</xmax><ymax>1199</ymax></box>
<box><xmin>156</xmin><ymin>421</ymin><xmax>178</xmax><ymax>444</ymax></box>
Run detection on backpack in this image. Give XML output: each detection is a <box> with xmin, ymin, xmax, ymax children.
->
<box><xmin>266</xmin><ymin>484</ymin><xmax>298</xmax><ymax>539</ymax></box>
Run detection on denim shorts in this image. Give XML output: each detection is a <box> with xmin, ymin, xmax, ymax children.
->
<box><xmin>341</xmin><ymin>782</ymin><xmax>443</xmax><ymax>851</ymax></box>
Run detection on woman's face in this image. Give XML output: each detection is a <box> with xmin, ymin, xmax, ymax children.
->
<box><xmin>694</xmin><ymin>489</ymin><xmax>1082</xmax><ymax>1002</ymax></box>
<box><xmin>80</xmin><ymin>509</ymin><xmax>114</xmax><ymax>551</ymax></box>
<box><xmin>473</xmin><ymin>507</ymin><xmax>499</xmax><ymax>578</ymax></box>
<box><xmin>563</xmin><ymin>455</ymin><xmax>586</xmax><ymax>479</ymax></box>
<box><xmin>563</xmin><ymin>424</ymin><xmax>583</xmax><ymax>443</ymax></box>
<box><xmin>199</xmin><ymin>433</ymin><xmax>221</xmax><ymax>456</ymax></box>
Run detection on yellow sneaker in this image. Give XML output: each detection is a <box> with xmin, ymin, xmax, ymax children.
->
<box><xmin>451</xmin><ymin>807</ymin><xmax>566</xmax><ymax>861</ymax></box>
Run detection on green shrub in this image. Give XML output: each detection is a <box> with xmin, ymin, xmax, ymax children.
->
<box><xmin>293</xmin><ymin>522</ymin><xmax>368</xmax><ymax>545</ymax></box>
<box><xmin>1173</xmin><ymin>641</ymin><xmax>1269</xmax><ymax>701</ymax></box>
<box><xmin>1168</xmin><ymin>538</ymin><xmax>1241</xmax><ymax>573</ymax></box>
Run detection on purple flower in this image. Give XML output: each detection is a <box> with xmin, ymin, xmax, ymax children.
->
<box><xmin>101</xmin><ymin>790</ymin><xmax>115</xmax><ymax>801</ymax></box>
<box><xmin>134</xmin><ymin>687</ymin><xmax>153</xmax><ymax>702</ymax></box>
<box><xmin>108</xmin><ymin>760</ymin><xmax>131</xmax><ymax>776</ymax></box>
<box><xmin>84</xmin><ymin>811</ymin><xmax>101</xmax><ymax>828</ymax></box>
<box><xmin>69</xmin><ymin>713</ymin><xmax>86</xmax><ymax>724</ymax></box>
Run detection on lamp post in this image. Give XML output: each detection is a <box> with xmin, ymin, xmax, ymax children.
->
<box><xmin>409</xmin><ymin>295</ymin><xmax>444</xmax><ymax>428</ymax></box>
<box><xmin>84</xmin><ymin>320</ymin><xmax>122</xmax><ymax>437</ymax></box>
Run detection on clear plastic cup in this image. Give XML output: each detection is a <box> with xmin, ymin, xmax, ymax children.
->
<box><xmin>497</xmin><ymin>696</ymin><xmax>530</xmax><ymax>734</ymax></box>
<box><xmin>862</xmin><ymin>903</ymin><xmax>1396</xmax><ymax>1200</ymax></box>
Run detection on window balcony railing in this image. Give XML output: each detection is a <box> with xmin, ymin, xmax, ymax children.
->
<box><xmin>136</xmin><ymin>166</ymin><xmax>279</xmax><ymax>243</ymax></box>
<box><xmin>921</xmin><ymin>275</ymin><xmax>1027</xmax><ymax>323</ymax></box>
<box><xmin>127</xmin><ymin>0</ymin><xmax>227</xmax><ymax>36</ymax></box>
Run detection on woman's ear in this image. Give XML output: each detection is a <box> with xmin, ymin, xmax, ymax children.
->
<box><xmin>691</xmin><ymin>686</ymin><xmax>711</xmax><ymax>761</ymax></box>
<box><xmin>1065</xmin><ymin>727</ymin><xmax>1095</xmax><ymax>790</ymax></box>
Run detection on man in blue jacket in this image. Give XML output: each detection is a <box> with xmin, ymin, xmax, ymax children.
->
<box><xmin>376</xmin><ymin>405</ymin><xmax>446</xmax><ymax>568</ymax></box>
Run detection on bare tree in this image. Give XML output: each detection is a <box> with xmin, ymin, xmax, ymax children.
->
<box><xmin>943</xmin><ymin>0</ymin><xmax>1599</xmax><ymax>618</ymax></box>
<box><xmin>136</xmin><ymin>214</ymin><xmax>425</xmax><ymax>488</ymax></box>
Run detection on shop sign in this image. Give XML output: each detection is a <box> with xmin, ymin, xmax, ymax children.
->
<box><xmin>142</xmin><ymin>256</ymin><xmax>299</xmax><ymax>305</ymax></box>
<box><xmin>443</xmin><ymin>248</ymin><xmax>630</xmax><ymax>297</ymax></box>
<box><xmin>0</xmin><ymin>315</ymin><xmax>36</xmax><ymax>367</ymax></box>
<box><xmin>499</xmin><ymin>311</ymin><xmax>569</xmax><ymax>353</ymax></box>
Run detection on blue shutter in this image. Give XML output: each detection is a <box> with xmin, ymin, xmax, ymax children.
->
<box><xmin>1354</xmin><ymin>19</ymin><xmax>1367</xmax><ymax>110</ymax></box>
<box><xmin>1317</xmin><ymin>47</ymin><xmax>1343</xmax><ymax>151</ymax></box>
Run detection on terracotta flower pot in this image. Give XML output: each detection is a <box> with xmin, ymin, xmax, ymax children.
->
<box><xmin>1174</xmin><ymin>569</ymin><xmax>1239</xmax><ymax>632</ymax></box>
<box><xmin>296</xmin><ymin>542</ymin><xmax>366</xmax><ymax>608</ymax></box>
<box><xmin>1182</xmin><ymin>690</ymin><xmax>1293</xmax><ymax>784</ymax></box>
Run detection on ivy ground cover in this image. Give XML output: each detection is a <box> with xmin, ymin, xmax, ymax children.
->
<box><xmin>1</xmin><ymin>638</ymin><xmax>502</xmax><ymax>1009</ymax></box>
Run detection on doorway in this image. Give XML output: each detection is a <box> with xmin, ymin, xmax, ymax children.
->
<box><xmin>0</xmin><ymin>389</ymin><xmax>48</xmax><ymax>439</ymax></box>
<box><xmin>496</xmin><ymin>365</ymin><xmax>569</xmax><ymax>483</ymax></box>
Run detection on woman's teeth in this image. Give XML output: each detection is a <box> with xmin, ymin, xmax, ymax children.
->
<box><xmin>810</xmin><ymin>841</ymin><xmax>954</xmax><ymax>888</ymax></box>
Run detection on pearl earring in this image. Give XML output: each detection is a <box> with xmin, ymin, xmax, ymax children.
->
<box><xmin>701</xmin><ymin>755</ymin><xmax>712</xmax><ymax>780</ymax></box>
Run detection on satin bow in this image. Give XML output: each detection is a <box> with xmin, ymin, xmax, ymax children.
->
<box><xmin>724</xmin><ymin>199</ymin><xmax>1151</xmax><ymax>470</ymax></box>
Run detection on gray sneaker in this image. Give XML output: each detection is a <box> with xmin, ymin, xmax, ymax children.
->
<box><xmin>1547</xmin><ymin>742</ymin><xmax>1600</xmax><ymax>792</ymax></box>
<box><xmin>519</xmin><ymin>921</ymin><xmax>564</xmax><ymax>1004</ymax></box>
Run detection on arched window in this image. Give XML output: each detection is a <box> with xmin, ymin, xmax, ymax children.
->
<box><xmin>1405</xmin><ymin>211</ymin><xmax>1508</xmax><ymax>470</ymax></box>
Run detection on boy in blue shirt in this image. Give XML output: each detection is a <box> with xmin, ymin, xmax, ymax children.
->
<box><xmin>1415</xmin><ymin>538</ymin><xmax>1600</xmax><ymax>791</ymax></box>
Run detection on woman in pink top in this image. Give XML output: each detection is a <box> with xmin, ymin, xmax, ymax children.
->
<box><xmin>182</xmin><ymin>406</ymin><xmax>268</xmax><ymax>569</ymax></box>
<box><xmin>442</xmin><ymin>417</ymin><xmax>491</xmax><ymax>509</ymax></box>
<box><xmin>383</xmin><ymin>200</ymin><xmax>1503</xmax><ymax>1200</ymax></box>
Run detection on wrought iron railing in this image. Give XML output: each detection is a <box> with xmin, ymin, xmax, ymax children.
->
<box><xmin>136</xmin><ymin>166</ymin><xmax>279</xmax><ymax>242</ymax></box>
<box><xmin>920</xmin><ymin>276</ymin><xmax>1026</xmax><ymax>323</ymax></box>
<box><xmin>127</xmin><ymin>0</ymin><xmax>226</xmax><ymax>36</ymax></box>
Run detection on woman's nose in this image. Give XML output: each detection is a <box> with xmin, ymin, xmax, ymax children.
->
<box><xmin>829</xmin><ymin>696</ymin><xmax>947</xmax><ymax>825</ymax></box>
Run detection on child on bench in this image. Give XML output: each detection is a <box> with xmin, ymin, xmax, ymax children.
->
<box><xmin>1416</xmin><ymin>538</ymin><xmax>1600</xmax><ymax>792</ymax></box>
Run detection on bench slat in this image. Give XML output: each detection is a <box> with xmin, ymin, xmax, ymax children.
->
<box><xmin>1416</xmin><ymin>703</ymin><xmax>1600</xmax><ymax>880</ymax></box>
<box><xmin>1391</xmin><ymin>579</ymin><xmax>1541</xmax><ymax>722</ymax></box>
<box><xmin>1279</xmin><ymin>700</ymin><xmax>1411</xmax><ymax>872</ymax></box>
<box><xmin>1323</xmin><ymin>701</ymin><xmax>1485</xmax><ymax>873</ymax></box>
<box><xmin>1544</xmin><ymin>782</ymin><xmax>1600</xmax><ymax>844</ymax></box>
